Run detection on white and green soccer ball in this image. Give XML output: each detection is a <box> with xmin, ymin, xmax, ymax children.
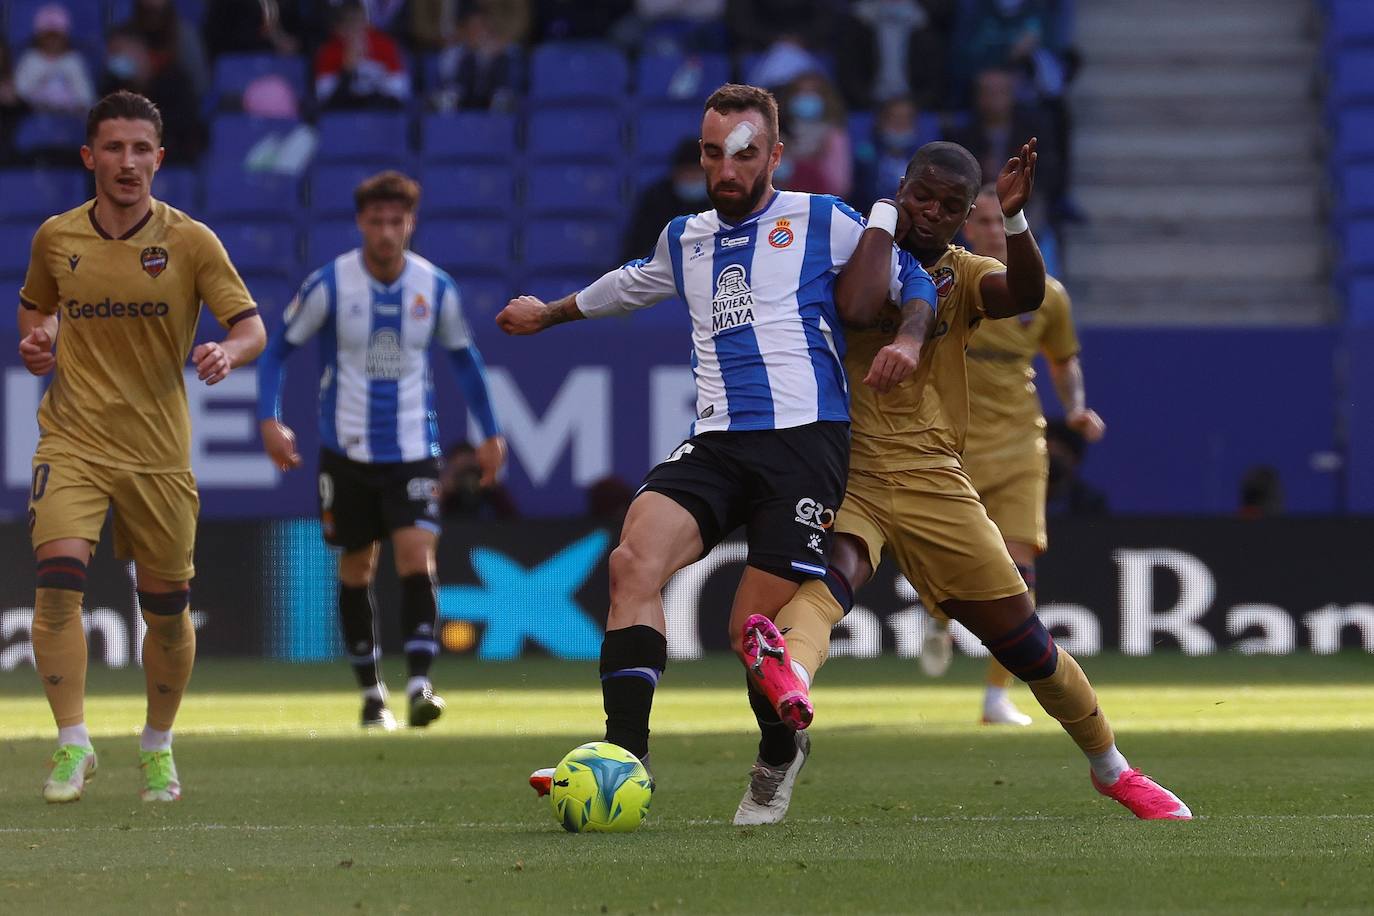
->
<box><xmin>550</xmin><ymin>742</ymin><xmax>653</xmax><ymax>833</ymax></box>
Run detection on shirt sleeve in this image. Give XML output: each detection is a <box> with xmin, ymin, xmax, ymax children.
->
<box><xmin>827</xmin><ymin>197</ymin><xmax>933</xmax><ymax>312</ymax></box>
<box><xmin>18</xmin><ymin>218</ymin><xmax>58</xmax><ymax>315</ymax></box>
<box><xmin>893</xmin><ymin>249</ymin><xmax>938</xmax><ymax>314</ymax></box>
<box><xmin>434</xmin><ymin>277</ymin><xmax>473</xmax><ymax>350</ymax></box>
<box><xmin>194</xmin><ymin>223</ymin><xmax>259</xmax><ymax>328</ymax></box>
<box><xmin>576</xmin><ymin>220</ymin><xmax>681</xmax><ymax>318</ymax></box>
<box><xmin>255</xmin><ymin>271</ymin><xmax>331</xmax><ymax>422</ymax></box>
<box><xmin>1039</xmin><ymin>277</ymin><xmax>1081</xmax><ymax>361</ymax></box>
<box><xmin>963</xmin><ymin>253</ymin><xmax>1007</xmax><ymax>319</ymax></box>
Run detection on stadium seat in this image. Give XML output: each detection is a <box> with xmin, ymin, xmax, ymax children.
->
<box><xmin>154</xmin><ymin>166</ymin><xmax>199</xmax><ymax>214</ymax></box>
<box><xmin>524</xmin><ymin>163</ymin><xmax>623</xmax><ymax>217</ymax></box>
<box><xmin>634</xmin><ymin>104</ymin><xmax>701</xmax><ymax>163</ymax></box>
<box><xmin>0</xmin><ymin>169</ymin><xmax>86</xmax><ymax>222</ymax></box>
<box><xmin>1329</xmin><ymin>0</ymin><xmax>1374</xmax><ymax>47</ymax></box>
<box><xmin>216</xmin><ymin>221</ymin><xmax>300</xmax><ymax>276</ymax></box>
<box><xmin>204</xmin><ymin>169</ymin><xmax>302</xmax><ymax>220</ymax></box>
<box><xmin>305</xmin><ymin>221</ymin><xmax>361</xmax><ymax>270</ymax></box>
<box><xmin>107</xmin><ymin>0</ymin><xmax>206</xmax><ymax>26</ymax></box>
<box><xmin>421</xmin><ymin>162</ymin><xmax>513</xmax><ymax>217</ymax></box>
<box><xmin>520</xmin><ymin>218</ymin><xmax>620</xmax><ymax>274</ymax></box>
<box><xmin>209</xmin><ymin>54</ymin><xmax>309</xmax><ymax>111</ymax></box>
<box><xmin>1347</xmin><ymin>274</ymin><xmax>1374</xmax><ymax>324</ymax></box>
<box><xmin>1341</xmin><ymin>164</ymin><xmax>1374</xmax><ymax>215</ymax></box>
<box><xmin>309</xmin><ymin>161</ymin><xmax>414</xmax><ymax>216</ymax></box>
<box><xmin>455</xmin><ymin>273</ymin><xmax>515</xmax><ymax>323</ymax></box>
<box><xmin>1333</xmin><ymin>51</ymin><xmax>1374</xmax><ymax>104</ymax></box>
<box><xmin>523</xmin><ymin>274</ymin><xmax>595</xmax><ymax>304</ymax></box>
<box><xmin>421</xmin><ymin>112</ymin><xmax>519</xmax><ymax>163</ymax></box>
<box><xmin>635</xmin><ymin>52</ymin><xmax>730</xmax><ymax>102</ymax></box>
<box><xmin>241</xmin><ymin>272</ymin><xmax>296</xmax><ymax>322</ymax></box>
<box><xmin>209</xmin><ymin>114</ymin><xmax>305</xmax><ymax>168</ymax></box>
<box><xmin>7</xmin><ymin>0</ymin><xmax>103</xmax><ymax>50</ymax></box>
<box><xmin>413</xmin><ymin>218</ymin><xmax>514</xmax><ymax>274</ymax></box>
<box><xmin>1335</xmin><ymin>107</ymin><xmax>1374</xmax><ymax>161</ymax></box>
<box><xmin>1342</xmin><ymin>218</ymin><xmax>1374</xmax><ymax>270</ymax></box>
<box><xmin>526</xmin><ymin>105</ymin><xmax>625</xmax><ymax>162</ymax></box>
<box><xmin>528</xmin><ymin>42</ymin><xmax>628</xmax><ymax>101</ymax></box>
<box><xmin>13</xmin><ymin>113</ymin><xmax>85</xmax><ymax>157</ymax></box>
<box><xmin>315</xmin><ymin>112</ymin><xmax>412</xmax><ymax>163</ymax></box>
<box><xmin>0</xmin><ymin>224</ymin><xmax>37</xmax><ymax>274</ymax></box>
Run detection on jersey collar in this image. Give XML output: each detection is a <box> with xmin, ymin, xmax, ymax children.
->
<box><xmin>88</xmin><ymin>202</ymin><xmax>154</xmax><ymax>241</ymax></box>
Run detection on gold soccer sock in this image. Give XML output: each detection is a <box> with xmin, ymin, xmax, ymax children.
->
<box><xmin>1027</xmin><ymin>649</ymin><xmax>1115</xmax><ymax>757</ymax></box>
<box><xmin>140</xmin><ymin>592</ymin><xmax>195</xmax><ymax>732</ymax></box>
<box><xmin>774</xmin><ymin>577</ymin><xmax>848</xmax><ymax>680</ymax></box>
<box><xmin>985</xmin><ymin>659</ymin><xmax>1015</xmax><ymax>689</ymax></box>
<box><xmin>32</xmin><ymin>583</ymin><xmax>88</xmax><ymax>730</ymax></box>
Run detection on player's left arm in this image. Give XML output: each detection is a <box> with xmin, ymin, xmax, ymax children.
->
<box><xmin>978</xmin><ymin>138</ymin><xmax>1047</xmax><ymax>319</ymax></box>
<box><xmin>192</xmin><ymin>224</ymin><xmax>266</xmax><ymax>385</ymax></box>
<box><xmin>1042</xmin><ymin>282</ymin><xmax>1105</xmax><ymax>441</ymax></box>
<box><xmin>438</xmin><ymin>280</ymin><xmax>507</xmax><ymax>486</ymax></box>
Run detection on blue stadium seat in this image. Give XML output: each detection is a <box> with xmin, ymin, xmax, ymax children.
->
<box><xmin>420</xmin><ymin>163</ymin><xmax>513</xmax><ymax>217</ymax></box>
<box><xmin>304</xmin><ymin>221</ymin><xmax>361</xmax><ymax>269</ymax></box>
<box><xmin>631</xmin><ymin>156</ymin><xmax>672</xmax><ymax>190</ymax></box>
<box><xmin>309</xmin><ymin>161</ymin><xmax>413</xmax><ymax>216</ymax></box>
<box><xmin>7</xmin><ymin>0</ymin><xmax>103</xmax><ymax>50</ymax></box>
<box><xmin>204</xmin><ymin>170</ymin><xmax>302</xmax><ymax>220</ymax></box>
<box><xmin>421</xmin><ymin>112</ymin><xmax>519</xmax><ymax>163</ymax></box>
<box><xmin>1343</xmin><ymin>218</ymin><xmax>1374</xmax><ymax>270</ymax></box>
<box><xmin>0</xmin><ymin>223</ymin><xmax>37</xmax><ymax>274</ymax></box>
<box><xmin>529</xmin><ymin>42</ymin><xmax>628</xmax><ymax>101</ymax></box>
<box><xmin>13</xmin><ymin>113</ymin><xmax>85</xmax><ymax>156</ymax></box>
<box><xmin>634</xmin><ymin>104</ymin><xmax>701</xmax><ymax>163</ymax></box>
<box><xmin>523</xmin><ymin>274</ymin><xmax>594</xmax><ymax>304</ymax></box>
<box><xmin>1336</xmin><ymin>107</ymin><xmax>1374</xmax><ymax>161</ymax></box>
<box><xmin>455</xmin><ymin>273</ymin><xmax>514</xmax><ymax>323</ymax></box>
<box><xmin>209</xmin><ymin>114</ymin><xmax>305</xmax><ymax>168</ymax></box>
<box><xmin>413</xmin><ymin>218</ymin><xmax>514</xmax><ymax>274</ymax></box>
<box><xmin>1347</xmin><ymin>274</ymin><xmax>1374</xmax><ymax>324</ymax></box>
<box><xmin>241</xmin><ymin>272</ymin><xmax>296</xmax><ymax>322</ymax></box>
<box><xmin>526</xmin><ymin>105</ymin><xmax>625</xmax><ymax>162</ymax></box>
<box><xmin>315</xmin><ymin>112</ymin><xmax>412</xmax><ymax>163</ymax></box>
<box><xmin>209</xmin><ymin>53</ymin><xmax>308</xmax><ymax>111</ymax></box>
<box><xmin>524</xmin><ymin>163</ymin><xmax>623</xmax><ymax>217</ymax></box>
<box><xmin>154</xmin><ymin>166</ymin><xmax>199</xmax><ymax>214</ymax></box>
<box><xmin>1334</xmin><ymin>51</ymin><xmax>1374</xmax><ymax>103</ymax></box>
<box><xmin>520</xmin><ymin>218</ymin><xmax>620</xmax><ymax>274</ymax></box>
<box><xmin>1341</xmin><ymin>164</ymin><xmax>1374</xmax><ymax>214</ymax></box>
<box><xmin>635</xmin><ymin>52</ymin><xmax>730</xmax><ymax>102</ymax></box>
<box><xmin>0</xmin><ymin>169</ymin><xmax>86</xmax><ymax>222</ymax></box>
<box><xmin>1330</xmin><ymin>0</ymin><xmax>1374</xmax><ymax>47</ymax></box>
<box><xmin>216</xmin><ymin>221</ymin><xmax>300</xmax><ymax>276</ymax></box>
<box><xmin>107</xmin><ymin>0</ymin><xmax>206</xmax><ymax>27</ymax></box>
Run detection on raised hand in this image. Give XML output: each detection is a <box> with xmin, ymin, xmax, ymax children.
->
<box><xmin>18</xmin><ymin>327</ymin><xmax>55</xmax><ymax>376</ymax></box>
<box><xmin>996</xmin><ymin>137</ymin><xmax>1038</xmax><ymax>217</ymax></box>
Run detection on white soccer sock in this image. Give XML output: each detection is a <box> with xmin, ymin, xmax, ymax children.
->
<box><xmin>406</xmin><ymin>676</ymin><xmax>431</xmax><ymax>698</ymax></box>
<box><xmin>362</xmin><ymin>684</ymin><xmax>387</xmax><ymax>703</ymax></box>
<box><xmin>984</xmin><ymin>686</ymin><xmax>1009</xmax><ymax>709</ymax></box>
<box><xmin>1088</xmin><ymin>745</ymin><xmax>1130</xmax><ymax>785</ymax></box>
<box><xmin>789</xmin><ymin>660</ymin><xmax>811</xmax><ymax>689</ymax></box>
<box><xmin>57</xmin><ymin>723</ymin><xmax>91</xmax><ymax>749</ymax></box>
<box><xmin>140</xmin><ymin>725</ymin><xmax>173</xmax><ymax>752</ymax></box>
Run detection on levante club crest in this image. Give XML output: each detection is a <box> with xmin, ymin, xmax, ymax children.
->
<box><xmin>140</xmin><ymin>246</ymin><xmax>168</xmax><ymax>278</ymax></box>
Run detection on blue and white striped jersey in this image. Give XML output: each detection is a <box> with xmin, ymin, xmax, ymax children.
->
<box><xmin>578</xmin><ymin>191</ymin><xmax>936</xmax><ymax>434</ymax></box>
<box><xmin>256</xmin><ymin>249</ymin><xmax>500</xmax><ymax>464</ymax></box>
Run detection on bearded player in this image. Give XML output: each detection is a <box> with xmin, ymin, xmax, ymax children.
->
<box><xmin>17</xmin><ymin>91</ymin><xmax>267</xmax><ymax>803</ymax></box>
<box><xmin>753</xmin><ymin>139</ymin><xmax>1190</xmax><ymax>821</ymax></box>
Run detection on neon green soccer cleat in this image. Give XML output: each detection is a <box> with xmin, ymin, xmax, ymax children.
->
<box><xmin>139</xmin><ymin>749</ymin><xmax>182</xmax><ymax>802</ymax></box>
<box><xmin>43</xmin><ymin>744</ymin><xmax>98</xmax><ymax>803</ymax></box>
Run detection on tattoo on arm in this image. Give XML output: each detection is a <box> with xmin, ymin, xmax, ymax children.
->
<box><xmin>896</xmin><ymin>297</ymin><xmax>934</xmax><ymax>341</ymax></box>
<box><xmin>540</xmin><ymin>294</ymin><xmax>584</xmax><ymax>329</ymax></box>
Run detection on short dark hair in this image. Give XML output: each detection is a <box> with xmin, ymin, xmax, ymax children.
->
<box><xmin>704</xmin><ymin>83</ymin><xmax>779</xmax><ymax>146</ymax></box>
<box><xmin>904</xmin><ymin>141</ymin><xmax>982</xmax><ymax>205</ymax></box>
<box><xmin>354</xmin><ymin>170</ymin><xmax>421</xmax><ymax>214</ymax></box>
<box><xmin>86</xmin><ymin>90</ymin><xmax>163</xmax><ymax>144</ymax></box>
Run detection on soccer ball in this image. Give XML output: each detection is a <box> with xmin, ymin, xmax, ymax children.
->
<box><xmin>550</xmin><ymin>742</ymin><xmax>653</xmax><ymax>833</ymax></box>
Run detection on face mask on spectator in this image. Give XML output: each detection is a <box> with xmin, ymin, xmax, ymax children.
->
<box><xmin>880</xmin><ymin>128</ymin><xmax>916</xmax><ymax>151</ymax></box>
<box><xmin>789</xmin><ymin>92</ymin><xmax>824</xmax><ymax>122</ymax></box>
<box><xmin>107</xmin><ymin>54</ymin><xmax>138</xmax><ymax>80</ymax></box>
<box><xmin>673</xmin><ymin>179</ymin><xmax>708</xmax><ymax>203</ymax></box>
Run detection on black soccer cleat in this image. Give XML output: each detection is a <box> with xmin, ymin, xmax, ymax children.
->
<box><xmin>361</xmin><ymin>696</ymin><xmax>398</xmax><ymax>731</ymax></box>
<box><xmin>408</xmin><ymin>685</ymin><xmax>446</xmax><ymax>728</ymax></box>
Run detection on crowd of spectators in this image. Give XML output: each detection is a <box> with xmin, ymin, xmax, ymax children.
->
<box><xmin>0</xmin><ymin>0</ymin><xmax>1080</xmax><ymax>228</ymax></box>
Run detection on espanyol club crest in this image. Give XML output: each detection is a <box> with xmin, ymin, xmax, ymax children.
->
<box><xmin>412</xmin><ymin>293</ymin><xmax>429</xmax><ymax>319</ymax></box>
<box><xmin>140</xmin><ymin>246</ymin><xmax>168</xmax><ymax>278</ymax></box>
<box><xmin>768</xmin><ymin>218</ymin><xmax>794</xmax><ymax>249</ymax></box>
<box><xmin>932</xmin><ymin>265</ymin><xmax>955</xmax><ymax>298</ymax></box>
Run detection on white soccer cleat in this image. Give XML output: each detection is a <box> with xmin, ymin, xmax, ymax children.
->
<box><xmin>981</xmin><ymin>692</ymin><xmax>1033</xmax><ymax>726</ymax></box>
<box><xmin>919</xmin><ymin>617</ymin><xmax>954</xmax><ymax>677</ymax></box>
<box><xmin>43</xmin><ymin>744</ymin><xmax>97</xmax><ymax>803</ymax></box>
<box><xmin>732</xmin><ymin>731</ymin><xmax>810</xmax><ymax>826</ymax></box>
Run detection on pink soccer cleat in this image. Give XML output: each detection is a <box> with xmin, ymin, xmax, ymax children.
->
<box><xmin>742</xmin><ymin>614</ymin><xmax>813</xmax><ymax>730</ymax></box>
<box><xmin>529</xmin><ymin>767</ymin><xmax>554</xmax><ymax>797</ymax></box>
<box><xmin>1092</xmin><ymin>768</ymin><xmax>1193</xmax><ymax>820</ymax></box>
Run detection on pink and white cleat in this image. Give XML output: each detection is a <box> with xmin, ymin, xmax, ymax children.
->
<box><xmin>742</xmin><ymin>614</ymin><xmax>813</xmax><ymax>730</ymax></box>
<box><xmin>1092</xmin><ymin>768</ymin><xmax>1193</xmax><ymax>820</ymax></box>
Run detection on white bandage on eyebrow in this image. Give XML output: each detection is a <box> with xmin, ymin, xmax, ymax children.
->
<box><xmin>724</xmin><ymin>122</ymin><xmax>757</xmax><ymax>156</ymax></box>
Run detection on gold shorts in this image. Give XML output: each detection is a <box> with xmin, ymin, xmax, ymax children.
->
<box><xmin>962</xmin><ymin>441</ymin><xmax>1048</xmax><ymax>553</ymax></box>
<box><xmin>836</xmin><ymin>465</ymin><xmax>1027</xmax><ymax>610</ymax></box>
<box><xmin>28</xmin><ymin>448</ymin><xmax>199</xmax><ymax>581</ymax></box>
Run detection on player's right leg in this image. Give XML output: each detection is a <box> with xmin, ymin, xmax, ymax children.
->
<box><xmin>979</xmin><ymin>540</ymin><xmax>1037</xmax><ymax>727</ymax></box>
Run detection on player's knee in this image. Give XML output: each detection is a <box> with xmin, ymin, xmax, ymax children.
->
<box><xmin>608</xmin><ymin>539</ymin><xmax>667</xmax><ymax>603</ymax></box>
<box><xmin>35</xmin><ymin>555</ymin><xmax>88</xmax><ymax>595</ymax></box>
<box><xmin>983</xmin><ymin>613</ymin><xmax>1058</xmax><ymax>682</ymax></box>
<box><xmin>338</xmin><ymin>549</ymin><xmax>377</xmax><ymax>587</ymax></box>
<box><xmin>139</xmin><ymin>590</ymin><xmax>191</xmax><ymax>639</ymax></box>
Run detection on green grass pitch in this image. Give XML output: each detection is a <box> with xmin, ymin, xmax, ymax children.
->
<box><xmin>2</xmin><ymin>653</ymin><xmax>1372</xmax><ymax>914</ymax></box>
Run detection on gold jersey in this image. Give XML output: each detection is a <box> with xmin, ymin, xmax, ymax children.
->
<box><xmin>846</xmin><ymin>245</ymin><xmax>1003</xmax><ymax>471</ymax></box>
<box><xmin>964</xmin><ymin>275</ymin><xmax>1078</xmax><ymax>458</ymax></box>
<box><xmin>19</xmin><ymin>200</ymin><xmax>257</xmax><ymax>473</ymax></box>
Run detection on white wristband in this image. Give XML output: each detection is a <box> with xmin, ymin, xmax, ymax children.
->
<box><xmin>1003</xmin><ymin>209</ymin><xmax>1029</xmax><ymax>235</ymax></box>
<box><xmin>867</xmin><ymin>201</ymin><xmax>899</xmax><ymax>237</ymax></box>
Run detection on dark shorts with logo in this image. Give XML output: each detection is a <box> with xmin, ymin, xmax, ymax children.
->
<box><xmin>317</xmin><ymin>448</ymin><xmax>442</xmax><ymax>551</ymax></box>
<box><xmin>640</xmin><ymin>421</ymin><xmax>849</xmax><ymax>582</ymax></box>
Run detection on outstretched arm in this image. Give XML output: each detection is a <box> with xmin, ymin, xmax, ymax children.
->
<box><xmin>979</xmin><ymin>138</ymin><xmax>1047</xmax><ymax>319</ymax></box>
<box><xmin>494</xmin><ymin>292</ymin><xmax>586</xmax><ymax>335</ymax></box>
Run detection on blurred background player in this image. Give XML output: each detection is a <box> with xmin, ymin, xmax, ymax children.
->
<box><xmin>503</xmin><ymin>83</ymin><xmax>934</xmax><ymax>826</ymax></box>
<box><xmin>765</xmin><ymin>139</ymin><xmax>1191</xmax><ymax>822</ymax></box>
<box><xmin>18</xmin><ymin>90</ymin><xmax>266</xmax><ymax>803</ymax></box>
<box><xmin>256</xmin><ymin>171</ymin><xmax>505</xmax><ymax>731</ymax></box>
<box><xmin>920</xmin><ymin>181</ymin><xmax>1105</xmax><ymax>726</ymax></box>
